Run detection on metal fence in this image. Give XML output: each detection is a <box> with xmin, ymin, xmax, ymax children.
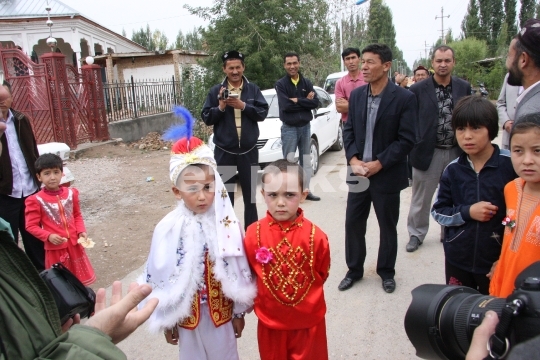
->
<box><xmin>103</xmin><ymin>76</ymin><xmax>179</xmax><ymax>122</ymax></box>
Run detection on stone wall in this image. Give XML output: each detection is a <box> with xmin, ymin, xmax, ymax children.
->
<box><xmin>108</xmin><ymin>112</ymin><xmax>176</xmax><ymax>143</ymax></box>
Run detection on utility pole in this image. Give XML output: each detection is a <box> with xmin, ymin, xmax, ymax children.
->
<box><xmin>435</xmin><ymin>7</ymin><xmax>450</xmax><ymax>44</ymax></box>
<box><xmin>424</xmin><ymin>40</ymin><xmax>430</xmax><ymax>60</ymax></box>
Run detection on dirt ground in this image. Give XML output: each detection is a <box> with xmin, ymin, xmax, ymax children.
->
<box><xmin>68</xmin><ymin>141</ymin><xmax>177</xmax><ymax>288</ymax></box>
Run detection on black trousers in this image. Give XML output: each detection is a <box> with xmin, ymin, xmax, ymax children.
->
<box><xmin>214</xmin><ymin>146</ymin><xmax>259</xmax><ymax>230</ymax></box>
<box><xmin>0</xmin><ymin>193</ymin><xmax>45</xmax><ymax>271</ymax></box>
<box><xmin>345</xmin><ymin>188</ymin><xmax>400</xmax><ymax>281</ymax></box>
<box><xmin>445</xmin><ymin>260</ymin><xmax>490</xmax><ymax>295</ymax></box>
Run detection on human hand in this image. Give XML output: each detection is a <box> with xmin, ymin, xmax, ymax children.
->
<box><xmin>504</xmin><ymin>120</ymin><xmax>514</xmax><ymax>133</ymax></box>
<box><xmin>363</xmin><ymin>160</ymin><xmax>383</xmax><ymax>178</ymax></box>
<box><xmin>164</xmin><ymin>326</ymin><xmax>179</xmax><ymax>345</ymax></box>
<box><xmin>465</xmin><ymin>311</ymin><xmax>499</xmax><ymax>360</ymax></box>
<box><xmin>469</xmin><ymin>202</ymin><xmax>498</xmax><ymax>222</ymax></box>
<box><xmin>61</xmin><ymin>314</ymin><xmax>80</xmax><ymax>333</ymax></box>
<box><xmin>486</xmin><ymin>260</ymin><xmax>498</xmax><ymax>279</ymax></box>
<box><xmin>218</xmin><ymin>87</ymin><xmax>227</xmax><ymax>111</ymax></box>
<box><xmin>78</xmin><ymin>232</ymin><xmax>87</xmax><ymax>240</ymax></box>
<box><xmin>232</xmin><ymin>317</ymin><xmax>245</xmax><ymax>338</ymax></box>
<box><xmin>86</xmin><ymin>281</ymin><xmax>159</xmax><ymax>344</ymax></box>
<box><xmin>349</xmin><ymin>157</ymin><xmax>369</xmax><ymax>177</ymax></box>
<box><xmin>48</xmin><ymin>234</ymin><xmax>68</xmax><ymax>245</ymax></box>
<box><xmin>307</xmin><ymin>91</ymin><xmax>315</xmax><ymax>100</ymax></box>
<box><xmin>225</xmin><ymin>97</ymin><xmax>245</xmax><ymax>110</ymax></box>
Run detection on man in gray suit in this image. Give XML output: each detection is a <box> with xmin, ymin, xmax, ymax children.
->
<box><xmin>507</xmin><ymin>18</ymin><xmax>540</xmax><ymax>122</ymax></box>
<box><xmin>497</xmin><ymin>73</ymin><xmax>522</xmax><ymax>149</ymax></box>
<box><xmin>406</xmin><ymin>45</ymin><xmax>471</xmax><ymax>252</ymax></box>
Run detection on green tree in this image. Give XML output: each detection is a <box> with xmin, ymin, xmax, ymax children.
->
<box><xmin>448</xmin><ymin>37</ymin><xmax>488</xmax><ymax>85</ymax></box>
<box><xmin>520</xmin><ymin>0</ymin><xmax>536</xmax><ymax>27</ymax></box>
<box><xmin>174</xmin><ymin>27</ymin><xmax>205</xmax><ymax>50</ymax></box>
<box><xmin>365</xmin><ymin>0</ymin><xmax>408</xmax><ymax>73</ymax></box>
<box><xmin>152</xmin><ymin>30</ymin><xmax>170</xmax><ymax>51</ymax></box>
<box><xmin>121</xmin><ymin>28</ymin><xmax>127</xmax><ymax>38</ymax></box>
<box><xmin>503</xmin><ymin>0</ymin><xmax>518</xmax><ymax>37</ymax></box>
<box><xmin>462</xmin><ymin>0</ymin><xmax>481</xmax><ymax>39</ymax></box>
<box><xmin>131</xmin><ymin>24</ymin><xmax>155</xmax><ymax>50</ymax></box>
<box><xmin>477</xmin><ymin>0</ymin><xmax>504</xmax><ymax>52</ymax></box>
<box><xmin>186</xmin><ymin>0</ymin><xmax>333</xmax><ymax>89</ymax></box>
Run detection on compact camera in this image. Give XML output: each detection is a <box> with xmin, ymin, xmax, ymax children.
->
<box><xmin>218</xmin><ymin>89</ymin><xmax>239</xmax><ymax>100</ymax></box>
<box><xmin>404</xmin><ymin>261</ymin><xmax>540</xmax><ymax>360</ymax></box>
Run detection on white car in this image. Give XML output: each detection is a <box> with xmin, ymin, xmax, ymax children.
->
<box><xmin>208</xmin><ymin>86</ymin><xmax>343</xmax><ymax>175</ymax></box>
<box><xmin>323</xmin><ymin>71</ymin><xmax>348</xmax><ymax>102</ymax></box>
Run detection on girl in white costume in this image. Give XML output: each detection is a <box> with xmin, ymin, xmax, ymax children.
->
<box><xmin>139</xmin><ymin>132</ymin><xmax>256</xmax><ymax>360</ymax></box>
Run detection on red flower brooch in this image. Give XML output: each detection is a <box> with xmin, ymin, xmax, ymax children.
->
<box><xmin>502</xmin><ymin>216</ymin><xmax>516</xmax><ymax>230</ymax></box>
<box><xmin>255</xmin><ymin>247</ymin><xmax>273</xmax><ymax>264</ymax></box>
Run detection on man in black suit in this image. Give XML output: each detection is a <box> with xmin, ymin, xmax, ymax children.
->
<box><xmin>406</xmin><ymin>45</ymin><xmax>471</xmax><ymax>252</ymax></box>
<box><xmin>339</xmin><ymin>44</ymin><xmax>417</xmax><ymax>293</ymax></box>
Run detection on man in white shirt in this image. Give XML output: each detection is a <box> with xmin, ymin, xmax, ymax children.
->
<box><xmin>0</xmin><ymin>81</ymin><xmax>44</xmax><ymax>271</ymax></box>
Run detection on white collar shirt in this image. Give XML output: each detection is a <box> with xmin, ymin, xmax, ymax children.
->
<box><xmin>516</xmin><ymin>80</ymin><xmax>540</xmax><ymax>105</ymax></box>
<box><xmin>4</xmin><ymin>110</ymin><xmax>38</xmax><ymax>198</ymax></box>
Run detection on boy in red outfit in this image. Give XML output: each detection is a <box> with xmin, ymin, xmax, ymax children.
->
<box><xmin>244</xmin><ymin>159</ymin><xmax>331</xmax><ymax>360</ymax></box>
<box><xmin>25</xmin><ymin>153</ymin><xmax>95</xmax><ymax>285</ymax></box>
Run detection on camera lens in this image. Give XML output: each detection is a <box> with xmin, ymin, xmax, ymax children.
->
<box><xmin>404</xmin><ymin>284</ymin><xmax>505</xmax><ymax>360</ymax></box>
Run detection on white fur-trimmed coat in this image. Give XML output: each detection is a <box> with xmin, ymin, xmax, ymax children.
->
<box><xmin>138</xmin><ymin>202</ymin><xmax>256</xmax><ymax>333</ymax></box>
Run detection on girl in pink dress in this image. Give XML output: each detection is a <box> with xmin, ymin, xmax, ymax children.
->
<box><xmin>25</xmin><ymin>153</ymin><xmax>95</xmax><ymax>285</ymax></box>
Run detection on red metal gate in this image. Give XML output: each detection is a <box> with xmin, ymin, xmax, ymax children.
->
<box><xmin>0</xmin><ymin>45</ymin><xmax>108</xmax><ymax>148</ymax></box>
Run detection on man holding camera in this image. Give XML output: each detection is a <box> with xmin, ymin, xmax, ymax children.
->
<box><xmin>202</xmin><ymin>51</ymin><xmax>268</xmax><ymax>229</ymax></box>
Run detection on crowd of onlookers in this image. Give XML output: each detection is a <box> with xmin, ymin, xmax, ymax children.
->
<box><xmin>2</xmin><ymin>16</ymin><xmax>540</xmax><ymax>360</ymax></box>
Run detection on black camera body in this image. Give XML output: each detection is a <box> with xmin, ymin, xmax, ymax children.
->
<box><xmin>218</xmin><ymin>88</ymin><xmax>230</xmax><ymax>100</ymax></box>
<box><xmin>404</xmin><ymin>262</ymin><xmax>540</xmax><ymax>360</ymax></box>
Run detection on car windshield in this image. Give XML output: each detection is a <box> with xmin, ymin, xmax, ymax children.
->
<box><xmin>323</xmin><ymin>78</ymin><xmax>338</xmax><ymax>94</ymax></box>
<box><xmin>264</xmin><ymin>95</ymin><xmax>280</xmax><ymax>118</ymax></box>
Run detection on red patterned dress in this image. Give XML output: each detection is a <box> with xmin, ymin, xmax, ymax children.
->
<box><xmin>25</xmin><ymin>187</ymin><xmax>95</xmax><ymax>285</ymax></box>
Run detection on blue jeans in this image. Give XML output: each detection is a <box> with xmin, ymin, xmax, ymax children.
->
<box><xmin>281</xmin><ymin>123</ymin><xmax>312</xmax><ymax>188</ymax></box>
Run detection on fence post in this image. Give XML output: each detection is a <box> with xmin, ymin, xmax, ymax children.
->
<box><xmin>130</xmin><ymin>75</ymin><xmax>138</xmax><ymax>118</ymax></box>
<box><xmin>82</xmin><ymin>64</ymin><xmax>109</xmax><ymax>141</ymax></box>
<box><xmin>172</xmin><ymin>75</ymin><xmax>178</xmax><ymax>105</ymax></box>
<box><xmin>40</xmin><ymin>52</ymin><xmax>77</xmax><ymax>149</ymax></box>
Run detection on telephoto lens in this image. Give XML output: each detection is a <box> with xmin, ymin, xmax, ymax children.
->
<box><xmin>404</xmin><ymin>284</ymin><xmax>505</xmax><ymax>360</ymax></box>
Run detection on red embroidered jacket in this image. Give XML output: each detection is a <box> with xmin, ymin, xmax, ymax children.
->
<box><xmin>244</xmin><ymin>209</ymin><xmax>330</xmax><ymax>330</ymax></box>
<box><xmin>25</xmin><ymin>187</ymin><xmax>86</xmax><ymax>250</ymax></box>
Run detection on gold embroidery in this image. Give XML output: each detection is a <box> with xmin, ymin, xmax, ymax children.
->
<box><xmin>178</xmin><ymin>254</ymin><xmax>233</xmax><ymax>329</ymax></box>
<box><xmin>206</xmin><ymin>254</ymin><xmax>233</xmax><ymax>326</ymax></box>
<box><xmin>257</xmin><ymin>221</ymin><xmax>315</xmax><ymax>306</ymax></box>
<box><xmin>221</xmin><ymin>188</ymin><xmax>228</xmax><ymax>199</ymax></box>
<box><xmin>178</xmin><ymin>293</ymin><xmax>200</xmax><ymax>329</ymax></box>
<box><xmin>221</xmin><ymin>216</ymin><xmax>232</xmax><ymax>228</ymax></box>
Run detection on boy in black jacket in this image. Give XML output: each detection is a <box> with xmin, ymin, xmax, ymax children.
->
<box><xmin>431</xmin><ymin>96</ymin><xmax>517</xmax><ymax>294</ymax></box>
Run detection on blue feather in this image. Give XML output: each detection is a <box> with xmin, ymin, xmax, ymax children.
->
<box><xmin>162</xmin><ymin>106</ymin><xmax>195</xmax><ymax>141</ymax></box>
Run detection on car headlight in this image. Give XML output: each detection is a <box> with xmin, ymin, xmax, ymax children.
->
<box><xmin>270</xmin><ymin>138</ymin><xmax>282</xmax><ymax>150</ymax></box>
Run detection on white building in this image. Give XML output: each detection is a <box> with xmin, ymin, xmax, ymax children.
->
<box><xmin>0</xmin><ymin>0</ymin><xmax>146</xmax><ymax>78</ymax></box>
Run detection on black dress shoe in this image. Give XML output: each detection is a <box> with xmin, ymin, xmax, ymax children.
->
<box><xmin>338</xmin><ymin>277</ymin><xmax>357</xmax><ymax>291</ymax></box>
<box><xmin>382</xmin><ymin>278</ymin><xmax>396</xmax><ymax>293</ymax></box>
<box><xmin>306</xmin><ymin>192</ymin><xmax>321</xmax><ymax>201</ymax></box>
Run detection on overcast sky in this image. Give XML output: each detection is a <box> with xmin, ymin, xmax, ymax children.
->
<box><xmin>60</xmin><ymin>0</ymin><xmax>472</xmax><ymax>69</ymax></box>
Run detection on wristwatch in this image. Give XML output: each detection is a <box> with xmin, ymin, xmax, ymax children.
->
<box><xmin>233</xmin><ymin>312</ymin><xmax>246</xmax><ymax>319</ymax></box>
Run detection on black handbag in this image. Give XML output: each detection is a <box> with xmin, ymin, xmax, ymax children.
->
<box><xmin>39</xmin><ymin>262</ymin><xmax>96</xmax><ymax>324</ymax></box>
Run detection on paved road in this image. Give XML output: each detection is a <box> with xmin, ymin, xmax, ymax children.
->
<box><xmin>115</xmin><ymin>149</ymin><xmax>446</xmax><ymax>360</ymax></box>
